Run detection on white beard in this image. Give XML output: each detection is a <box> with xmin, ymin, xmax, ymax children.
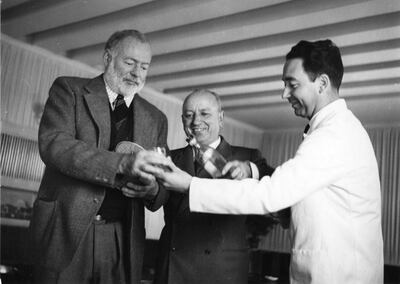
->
<box><xmin>104</xmin><ymin>65</ymin><xmax>145</xmax><ymax>97</ymax></box>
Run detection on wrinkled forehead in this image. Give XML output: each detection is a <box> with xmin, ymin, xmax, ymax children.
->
<box><xmin>183</xmin><ymin>92</ymin><xmax>220</xmax><ymax>112</ymax></box>
<box><xmin>114</xmin><ymin>37</ymin><xmax>152</xmax><ymax>62</ymax></box>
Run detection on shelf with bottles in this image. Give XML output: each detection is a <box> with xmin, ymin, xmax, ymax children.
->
<box><xmin>1</xmin><ymin>184</ymin><xmax>36</xmax><ymax>227</ymax></box>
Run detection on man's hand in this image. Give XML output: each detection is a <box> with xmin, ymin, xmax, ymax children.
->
<box><xmin>121</xmin><ymin>175</ymin><xmax>159</xmax><ymax>199</ymax></box>
<box><xmin>118</xmin><ymin>150</ymin><xmax>164</xmax><ymax>199</ymax></box>
<box><xmin>119</xmin><ymin>150</ymin><xmax>159</xmax><ymax>182</ymax></box>
<box><xmin>270</xmin><ymin>208</ymin><xmax>291</xmax><ymax>229</ymax></box>
<box><xmin>156</xmin><ymin>158</ymin><xmax>192</xmax><ymax>192</ymax></box>
<box><xmin>141</xmin><ymin>153</ymin><xmax>192</xmax><ymax>193</ymax></box>
<box><xmin>222</xmin><ymin>160</ymin><xmax>251</xmax><ymax>180</ymax></box>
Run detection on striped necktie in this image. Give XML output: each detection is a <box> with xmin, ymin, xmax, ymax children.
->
<box><xmin>113</xmin><ymin>94</ymin><xmax>129</xmax><ymax>122</ymax></box>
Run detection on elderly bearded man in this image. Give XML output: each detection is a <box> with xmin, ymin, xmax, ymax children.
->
<box><xmin>30</xmin><ymin>30</ymin><xmax>168</xmax><ymax>284</ymax></box>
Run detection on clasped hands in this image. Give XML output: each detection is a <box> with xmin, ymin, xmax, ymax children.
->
<box><xmin>119</xmin><ymin>150</ymin><xmax>252</xmax><ymax>194</ymax></box>
<box><xmin>118</xmin><ymin>151</ymin><xmax>161</xmax><ymax>199</ymax></box>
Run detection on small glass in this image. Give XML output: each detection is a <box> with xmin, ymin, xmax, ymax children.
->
<box><xmin>152</xmin><ymin>146</ymin><xmax>167</xmax><ymax>157</ymax></box>
<box><xmin>151</xmin><ymin>146</ymin><xmax>171</xmax><ymax>172</ymax></box>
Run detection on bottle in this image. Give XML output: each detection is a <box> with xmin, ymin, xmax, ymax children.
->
<box><xmin>186</xmin><ymin>134</ymin><xmax>227</xmax><ymax>178</ymax></box>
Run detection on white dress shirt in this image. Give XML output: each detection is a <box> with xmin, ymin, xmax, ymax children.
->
<box><xmin>104</xmin><ymin>80</ymin><xmax>135</xmax><ymax>109</ymax></box>
<box><xmin>189</xmin><ymin>99</ymin><xmax>383</xmax><ymax>283</ymax></box>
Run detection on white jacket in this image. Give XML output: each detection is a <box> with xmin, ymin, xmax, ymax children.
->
<box><xmin>190</xmin><ymin>99</ymin><xmax>383</xmax><ymax>284</ymax></box>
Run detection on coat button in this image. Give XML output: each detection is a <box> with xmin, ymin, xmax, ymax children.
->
<box><xmin>94</xmin><ymin>215</ymin><xmax>103</xmax><ymax>221</ymax></box>
<box><xmin>93</xmin><ymin>198</ymin><xmax>99</xmax><ymax>204</ymax></box>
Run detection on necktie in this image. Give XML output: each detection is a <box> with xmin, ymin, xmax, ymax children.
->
<box><xmin>194</xmin><ymin>160</ymin><xmax>202</xmax><ymax>176</ymax></box>
<box><xmin>113</xmin><ymin>94</ymin><xmax>129</xmax><ymax>122</ymax></box>
<box><xmin>192</xmin><ymin>147</ymin><xmax>203</xmax><ymax>176</ymax></box>
<box><xmin>302</xmin><ymin>124</ymin><xmax>310</xmax><ymax>140</ymax></box>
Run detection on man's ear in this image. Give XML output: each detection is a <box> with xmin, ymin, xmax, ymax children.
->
<box><xmin>318</xmin><ymin>74</ymin><xmax>330</xmax><ymax>94</ymax></box>
<box><xmin>103</xmin><ymin>50</ymin><xmax>112</xmax><ymax>67</ymax></box>
<box><xmin>219</xmin><ymin>110</ymin><xmax>224</xmax><ymax>128</ymax></box>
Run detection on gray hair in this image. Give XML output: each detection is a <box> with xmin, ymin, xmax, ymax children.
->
<box><xmin>104</xmin><ymin>30</ymin><xmax>148</xmax><ymax>52</ymax></box>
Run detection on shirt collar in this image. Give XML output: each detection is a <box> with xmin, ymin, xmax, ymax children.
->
<box><xmin>308</xmin><ymin>99</ymin><xmax>347</xmax><ymax>134</ymax></box>
<box><xmin>208</xmin><ymin>136</ymin><xmax>221</xmax><ymax>149</ymax></box>
<box><xmin>104</xmin><ymin>79</ymin><xmax>135</xmax><ymax>110</ymax></box>
<box><xmin>190</xmin><ymin>136</ymin><xmax>221</xmax><ymax>152</ymax></box>
<box><xmin>190</xmin><ymin>136</ymin><xmax>221</xmax><ymax>161</ymax></box>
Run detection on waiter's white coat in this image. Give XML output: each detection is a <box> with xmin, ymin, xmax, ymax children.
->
<box><xmin>190</xmin><ymin>99</ymin><xmax>383</xmax><ymax>284</ymax></box>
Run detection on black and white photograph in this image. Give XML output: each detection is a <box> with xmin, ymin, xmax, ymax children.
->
<box><xmin>1</xmin><ymin>1</ymin><xmax>399</xmax><ymax>283</ymax></box>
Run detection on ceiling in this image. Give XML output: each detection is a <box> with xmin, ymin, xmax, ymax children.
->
<box><xmin>2</xmin><ymin>0</ymin><xmax>400</xmax><ymax>131</ymax></box>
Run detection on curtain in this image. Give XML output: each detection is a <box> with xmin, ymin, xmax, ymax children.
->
<box><xmin>1</xmin><ymin>35</ymin><xmax>100</xmax><ymax>133</ymax></box>
<box><xmin>258</xmin><ymin>130</ymin><xmax>301</xmax><ymax>253</ymax></box>
<box><xmin>368</xmin><ymin>127</ymin><xmax>400</xmax><ymax>266</ymax></box>
<box><xmin>258</xmin><ymin>127</ymin><xmax>400</xmax><ymax>266</ymax></box>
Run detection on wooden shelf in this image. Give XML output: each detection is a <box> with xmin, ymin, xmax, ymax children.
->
<box><xmin>1</xmin><ymin>176</ymin><xmax>40</xmax><ymax>192</ymax></box>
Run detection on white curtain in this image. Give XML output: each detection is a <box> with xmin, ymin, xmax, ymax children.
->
<box><xmin>368</xmin><ymin>127</ymin><xmax>400</xmax><ymax>266</ymax></box>
<box><xmin>257</xmin><ymin>130</ymin><xmax>302</xmax><ymax>253</ymax></box>
<box><xmin>1</xmin><ymin>35</ymin><xmax>100</xmax><ymax>133</ymax></box>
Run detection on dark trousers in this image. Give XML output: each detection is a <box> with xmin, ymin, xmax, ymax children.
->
<box><xmin>34</xmin><ymin>219</ymin><xmax>128</xmax><ymax>284</ymax></box>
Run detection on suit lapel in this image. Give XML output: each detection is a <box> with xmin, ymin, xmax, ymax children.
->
<box><xmin>175</xmin><ymin>146</ymin><xmax>196</xmax><ymax>176</ymax></box>
<box><xmin>132</xmin><ymin>94</ymin><xmax>153</xmax><ymax>148</ymax></box>
<box><xmin>216</xmin><ymin>136</ymin><xmax>232</xmax><ymax>161</ymax></box>
<box><xmin>84</xmin><ymin>83</ymin><xmax>154</xmax><ymax>150</ymax></box>
<box><xmin>83</xmin><ymin>75</ymin><xmax>111</xmax><ymax>150</ymax></box>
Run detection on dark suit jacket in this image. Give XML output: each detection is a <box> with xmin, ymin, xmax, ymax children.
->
<box><xmin>29</xmin><ymin>75</ymin><xmax>168</xmax><ymax>283</ymax></box>
<box><xmin>154</xmin><ymin>137</ymin><xmax>273</xmax><ymax>284</ymax></box>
